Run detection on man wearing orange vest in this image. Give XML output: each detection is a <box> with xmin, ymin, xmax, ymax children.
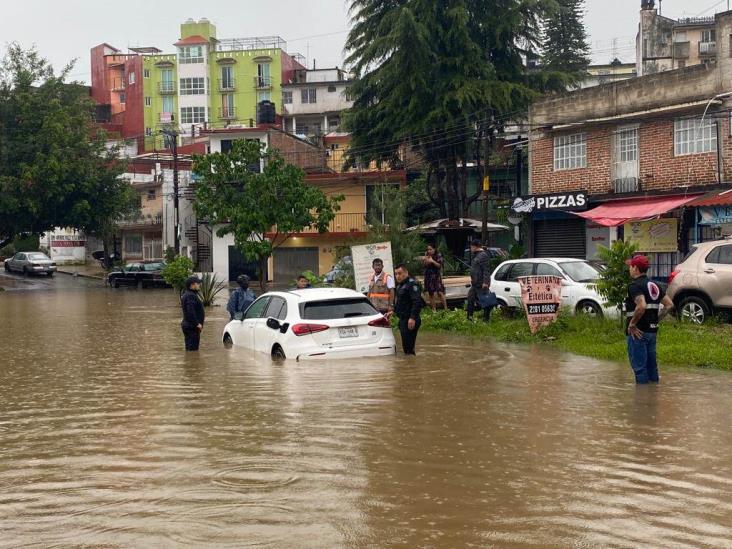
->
<box><xmin>367</xmin><ymin>258</ymin><xmax>395</xmax><ymax>315</ymax></box>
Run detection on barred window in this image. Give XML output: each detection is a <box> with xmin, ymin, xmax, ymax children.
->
<box><xmin>180</xmin><ymin>107</ymin><xmax>206</xmax><ymax>124</ymax></box>
<box><xmin>282</xmin><ymin>91</ymin><xmax>292</xmax><ymax>104</ymax></box>
<box><xmin>674</xmin><ymin>118</ymin><xmax>716</xmax><ymax>156</ymax></box>
<box><xmin>180</xmin><ymin>77</ymin><xmax>205</xmax><ymax>95</ymax></box>
<box><xmin>615</xmin><ymin>127</ymin><xmax>638</xmax><ymax>162</ymax></box>
<box><xmin>553</xmin><ymin>133</ymin><xmax>587</xmax><ymax>171</ymax></box>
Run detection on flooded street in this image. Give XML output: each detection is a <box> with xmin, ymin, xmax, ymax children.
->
<box><xmin>1</xmin><ymin>278</ymin><xmax>732</xmax><ymax>547</ymax></box>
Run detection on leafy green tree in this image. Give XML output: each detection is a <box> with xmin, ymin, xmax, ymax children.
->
<box><xmin>192</xmin><ymin>140</ymin><xmax>343</xmax><ymax>290</ymax></box>
<box><xmin>161</xmin><ymin>255</ymin><xmax>194</xmax><ymax>294</ymax></box>
<box><xmin>0</xmin><ymin>44</ymin><xmax>132</xmax><ymax>250</ymax></box>
<box><xmin>541</xmin><ymin>0</ymin><xmax>591</xmax><ymax>85</ymax></box>
<box><xmin>344</xmin><ymin>0</ymin><xmax>564</xmax><ymax>221</ymax></box>
<box><xmin>595</xmin><ymin>239</ymin><xmax>639</xmax><ymax>322</ymax></box>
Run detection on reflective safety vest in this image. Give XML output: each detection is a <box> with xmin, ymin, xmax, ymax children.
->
<box><xmin>368</xmin><ymin>272</ymin><xmax>393</xmax><ymax>312</ymax></box>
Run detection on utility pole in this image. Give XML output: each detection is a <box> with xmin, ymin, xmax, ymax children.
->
<box><xmin>162</xmin><ymin>128</ymin><xmax>180</xmax><ymax>255</ymax></box>
<box><xmin>481</xmin><ymin>123</ymin><xmax>492</xmax><ymax>246</ymax></box>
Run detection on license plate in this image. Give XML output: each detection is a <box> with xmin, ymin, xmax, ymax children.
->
<box><xmin>338</xmin><ymin>327</ymin><xmax>359</xmax><ymax>338</ymax></box>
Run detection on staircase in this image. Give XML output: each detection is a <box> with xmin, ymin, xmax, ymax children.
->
<box><xmin>184</xmin><ymin>218</ymin><xmax>213</xmax><ymax>273</ymax></box>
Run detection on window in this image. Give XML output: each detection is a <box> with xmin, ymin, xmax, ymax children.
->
<box><xmin>301</xmin><ymin>298</ymin><xmax>378</xmax><ymax>320</ymax></box>
<box><xmin>257</xmin><ymin>62</ymin><xmax>271</xmax><ymax>87</ymax></box>
<box><xmin>145</xmin><ymin>127</ymin><xmax>153</xmax><ymax>136</ymax></box>
<box><xmin>301</xmin><ymin>88</ymin><xmax>317</xmax><ymax>103</ymax></box>
<box><xmin>674</xmin><ymin>118</ymin><xmax>717</xmax><ymax>156</ymax></box>
<box><xmin>264</xmin><ymin>296</ymin><xmax>288</xmax><ymax>320</ymax></box>
<box><xmin>282</xmin><ymin>91</ymin><xmax>292</xmax><ymax>104</ymax></box>
<box><xmin>180</xmin><ymin>107</ymin><xmax>206</xmax><ymax>124</ymax></box>
<box><xmin>144</xmin><ymin>96</ymin><xmax>152</xmax><ymax>107</ymax></box>
<box><xmin>129</xmin><ymin>72</ymin><xmax>136</xmax><ymax>85</ymax></box>
<box><xmin>220</xmin><ymin>65</ymin><xmax>234</xmax><ymax>89</ymax></box>
<box><xmin>328</xmin><ymin>85</ymin><xmax>337</xmax><ymax>92</ymax></box>
<box><xmin>179</xmin><ymin>45</ymin><xmax>204</xmax><ymax>64</ymax></box>
<box><xmin>119</xmin><ymin>92</ymin><xmax>126</xmax><ymax>103</ymax></box>
<box><xmin>494</xmin><ymin>263</ymin><xmax>511</xmax><ymax>281</ymax></box>
<box><xmin>507</xmin><ymin>262</ymin><xmax>535</xmax><ymax>281</ymax></box>
<box><xmin>536</xmin><ymin>263</ymin><xmax>563</xmax><ymax>277</ymax></box>
<box><xmin>146</xmin><ymin>189</ymin><xmax>156</xmax><ymax>200</ymax></box>
<box><xmin>257</xmin><ymin>90</ymin><xmax>271</xmax><ymax>102</ymax></box>
<box><xmin>559</xmin><ymin>261</ymin><xmax>600</xmax><ymax>283</ymax></box>
<box><xmin>124</xmin><ymin>235</ymin><xmax>142</xmax><ymax>254</ymax></box>
<box><xmin>244</xmin><ymin>297</ymin><xmax>271</xmax><ymax>320</ymax></box>
<box><xmin>674</xmin><ymin>31</ymin><xmax>687</xmax><ymax>43</ymax></box>
<box><xmin>143</xmin><ymin>68</ymin><xmax>150</xmax><ymax>78</ymax></box>
<box><xmin>180</xmin><ymin>77</ymin><xmax>205</xmax><ymax>95</ymax></box>
<box><xmin>615</xmin><ymin>127</ymin><xmax>638</xmax><ymax>163</ymax></box>
<box><xmin>707</xmin><ymin>245</ymin><xmax>732</xmax><ymax>264</ymax></box>
<box><xmin>162</xmin><ymin>96</ymin><xmax>174</xmax><ymax>114</ymax></box>
<box><xmin>701</xmin><ymin>29</ymin><xmax>716</xmax><ymax>43</ymax></box>
<box><xmin>553</xmin><ymin>133</ymin><xmax>586</xmax><ymax>170</ymax></box>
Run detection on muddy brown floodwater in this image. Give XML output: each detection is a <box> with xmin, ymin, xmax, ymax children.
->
<box><xmin>1</xmin><ymin>282</ymin><xmax>732</xmax><ymax>547</ymax></box>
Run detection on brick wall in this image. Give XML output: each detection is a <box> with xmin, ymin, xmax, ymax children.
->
<box><xmin>268</xmin><ymin>130</ymin><xmax>326</xmax><ymax>172</ymax></box>
<box><xmin>530</xmin><ymin>116</ymin><xmax>723</xmax><ymax>197</ymax></box>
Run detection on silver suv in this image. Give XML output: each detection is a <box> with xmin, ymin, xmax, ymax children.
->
<box><xmin>667</xmin><ymin>238</ymin><xmax>732</xmax><ymax>324</ymax></box>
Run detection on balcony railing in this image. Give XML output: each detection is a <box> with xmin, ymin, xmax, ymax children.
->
<box><xmin>612</xmin><ymin>177</ymin><xmax>640</xmax><ymax>194</ymax></box>
<box><xmin>110</xmin><ymin>78</ymin><xmax>125</xmax><ymax>91</ymax></box>
<box><xmin>699</xmin><ymin>41</ymin><xmax>717</xmax><ymax>56</ymax></box>
<box><xmin>158</xmin><ymin>81</ymin><xmax>176</xmax><ymax>94</ymax></box>
<box><xmin>218</xmin><ymin>106</ymin><xmax>237</xmax><ymax>120</ymax></box>
<box><xmin>118</xmin><ymin>211</ymin><xmax>163</xmax><ymax>227</ymax></box>
<box><xmin>272</xmin><ymin>212</ymin><xmax>368</xmax><ymax>235</ymax></box>
<box><xmin>218</xmin><ymin>78</ymin><xmax>236</xmax><ymax>91</ymax></box>
<box><xmin>254</xmin><ymin>76</ymin><xmax>272</xmax><ymax>89</ymax></box>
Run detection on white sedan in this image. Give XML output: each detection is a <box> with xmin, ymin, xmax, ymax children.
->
<box><xmin>491</xmin><ymin>258</ymin><xmax>618</xmax><ymax>318</ymax></box>
<box><xmin>223</xmin><ymin>288</ymin><xmax>397</xmax><ymax>361</ymax></box>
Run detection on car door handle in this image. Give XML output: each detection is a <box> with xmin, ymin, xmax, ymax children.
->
<box><xmin>704</xmin><ymin>268</ymin><xmax>715</xmax><ymax>274</ymax></box>
<box><xmin>504</xmin><ymin>288</ymin><xmax>511</xmax><ymax>292</ymax></box>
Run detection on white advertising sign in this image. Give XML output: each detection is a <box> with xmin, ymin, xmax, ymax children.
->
<box><xmin>586</xmin><ymin>222</ymin><xmax>610</xmax><ymax>260</ymax></box>
<box><xmin>351</xmin><ymin>242</ymin><xmax>394</xmax><ymax>294</ymax></box>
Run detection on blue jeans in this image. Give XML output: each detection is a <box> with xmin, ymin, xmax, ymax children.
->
<box><xmin>627</xmin><ymin>332</ymin><xmax>659</xmax><ymax>384</ymax></box>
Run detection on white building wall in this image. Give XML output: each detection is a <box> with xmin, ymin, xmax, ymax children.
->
<box><xmin>284</xmin><ymin>83</ymin><xmax>352</xmax><ymax>116</ymax></box>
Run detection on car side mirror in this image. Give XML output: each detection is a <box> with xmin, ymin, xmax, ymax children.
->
<box><xmin>266</xmin><ymin>317</ymin><xmax>281</xmax><ymax>330</ymax></box>
<box><xmin>561</xmin><ymin>279</ymin><xmax>570</xmax><ymax>286</ymax></box>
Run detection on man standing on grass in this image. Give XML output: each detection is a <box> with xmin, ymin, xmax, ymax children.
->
<box><xmin>625</xmin><ymin>255</ymin><xmax>675</xmax><ymax>384</ymax></box>
<box><xmin>467</xmin><ymin>239</ymin><xmax>492</xmax><ymax>321</ymax></box>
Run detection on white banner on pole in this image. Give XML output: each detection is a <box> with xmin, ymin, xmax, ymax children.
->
<box><xmin>351</xmin><ymin>242</ymin><xmax>394</xmax><ymax>294</ymax></box>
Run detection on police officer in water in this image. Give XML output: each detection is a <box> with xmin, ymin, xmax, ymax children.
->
<box><xmin>625</xmin><ymin>254</ymin><xmax>674</xmax><ymax>384</ymax></box>
<box><xmin>181</xmin><ymin>275</ymin><xmax>205</xmax><ymax>351</ymax></box>
<box><xmin>389</xmin><ymin>263</ymin><xmax>423</xmax><ymax>355</ymax></box>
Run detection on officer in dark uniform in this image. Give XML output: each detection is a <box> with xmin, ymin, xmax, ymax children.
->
<box><xmin>392</xmin><ymin>263</ymin><xmax>423</xmax><ymax>355</ymax></box>
<box><xmin>625</xmin><ymin>255</ymin><xmax>674</xmax><ymax>383</ymax></box>
<box><xmin>181</xmin><ymin>275</ymin><xmax>205</xmax><ymax>351</ymax></box>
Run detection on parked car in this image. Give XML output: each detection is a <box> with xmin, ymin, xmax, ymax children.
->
<box><xmin>3</xmin><ymin>252</ymin><xmax>57</xmax><ymax>276</ymax></box>
<box><xmin>107</xmin><ymin>261</ymin><xmax>169</xmax><ymax>288</ymax></box>
<box><xmin>667</xmin><ymin>238</ymin><xmax>732</xmax><ymax>324</ymax></box>
<box><xmin>223</xmin><ymin>288</ymin><xmax>397</xmax><ymax>360</ymax></box>
<box><xmin>491</xmin><ymin>258</ymin><xmax>616</xmax><ymax>317</ymax></box>
<box><xmin>325</xmin><ymin>255</ymin><xmax>353</xmax><ymax>284</ymax></box>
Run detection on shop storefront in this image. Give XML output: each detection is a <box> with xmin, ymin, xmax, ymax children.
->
<box><xmin>689</xmin><ymin>190</ymin><xmax>732</xmax><ymax>244</ymax></box>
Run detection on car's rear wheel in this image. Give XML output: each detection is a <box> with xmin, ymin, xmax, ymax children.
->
<box><xmin>577</xmin><ymin>300</ymin><xmax>603</xmax><ymax>318</ymax></box>
<box><xmin>223</xmin><ymin>333</ymin><xmax>233</xmax><ymax>348</ymax></box>
<box><xmin>22</xmin><ymin>267</ymin><xmax>29</xmax><ymax>277</ymax></box>
<box><xmin>4</xmin><ymin>262</ymin><xmax>9</xmax><ymax>272</ymax></box>
<box><xmin>113</xmin><ymin>280</ymin><xmax>120</xmax><ymax>288</ymax></box>
<box><xmin>271</xmin><ymin>345</ymin><xmax>286</xmax><ymax>360</ymax></box>
<box><xmin>47</xmin><ymin>272</ymin><xmax>54</xmax><ymax>278</ymax></box>
<box><xmin>679</xmin><ymin>296</ymin><xmax>711</xmax><ymax>324</ymax></box>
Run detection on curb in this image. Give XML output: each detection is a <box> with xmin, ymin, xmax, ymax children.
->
<box><xmin>57</xmin><ymin>269</ymin><xmax>106</xmax><ymax>281</ymax></box>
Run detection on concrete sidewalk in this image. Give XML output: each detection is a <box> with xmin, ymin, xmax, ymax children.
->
<box><xmin>56</xmin><ymin>264</ymin><xmax>107</xmax><ymax>281</ymax></box>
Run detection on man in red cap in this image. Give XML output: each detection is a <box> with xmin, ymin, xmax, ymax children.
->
<box><xmin>624</xmin><ymin>255</ymin><xmax>675</xmax><ymax>384</ymax></box>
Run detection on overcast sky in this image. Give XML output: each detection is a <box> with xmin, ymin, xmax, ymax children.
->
<box><xmin>0</xmin><ymin>0</ymin><xmax>725</xmax><ymax>83</ymax></box>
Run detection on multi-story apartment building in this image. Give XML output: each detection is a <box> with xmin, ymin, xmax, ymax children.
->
<box><xmin>637</xmin><ymin>0</ymin><xmax>717</xmax><ymax>76</ymax></box>
<box><xmin>526</xmin><ymin>10</ymin><xmax>732</xmax><ymax>278</ymax></box>
<box><xmin>91</xmin><ymin>18</ymin><xmax>306</xmax><ymax>151</ymax></box>
<box><xmin>281</xmin><ymin>67</ymin><xmax>352</xmax><ymax>138</ymax></box>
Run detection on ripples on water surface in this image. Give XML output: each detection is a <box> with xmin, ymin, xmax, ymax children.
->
<box><xmin>1</xmin><ymin>287</ymin><xmax>731</xmax><ymax>547</ymax></box>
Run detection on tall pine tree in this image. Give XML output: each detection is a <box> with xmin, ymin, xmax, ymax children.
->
<box><xmin>541</xmin><ymin>0</ymin><xmax>591</xmax><ymax>82</ymax></box>
<box><xmin>344</xmin><ymin>0</ymin><xmax>571</xmax><ymax>222</ymax></box>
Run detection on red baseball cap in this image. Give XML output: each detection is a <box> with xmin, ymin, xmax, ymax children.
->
<box><xmin>625</xmin><ymin>255</ymin><xmax>650</xmax><ymax>269</ymax></box>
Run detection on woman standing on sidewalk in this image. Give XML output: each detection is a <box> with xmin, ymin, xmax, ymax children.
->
<box><xmin>423</xmin><ymin>244</ymin><xmax>447</xmax><ymax>311</ymax></box>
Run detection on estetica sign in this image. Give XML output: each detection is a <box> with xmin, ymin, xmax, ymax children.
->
<box><xmin>511</xmin><ymin>191</ymin><xmax>588</xmax><ymax>213</ymax></box>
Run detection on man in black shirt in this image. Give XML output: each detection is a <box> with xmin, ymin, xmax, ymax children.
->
<box><xmin>181</xmin><ymin>275</ymin><xmax>205</xmax><ymax>351</ymax></box>
<box><xmin>467</xmin><ymin>239</ymin><xmax>492</xmax><ymax>321</ymax></box>
<box><xmin>392</xmin><ymin>263</ymin><xmax>423</xmax><ymax>355</ymax></box>
<box><xmin>625</xmin><ymin>255</ymin><xmax>674</xmax><ymax>384</ymax></box>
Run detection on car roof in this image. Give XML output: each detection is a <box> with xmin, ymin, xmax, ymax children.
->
<box><xmin>500</xmin><ymin>258</ymin><xmax>586</xmax><ymax>264</ymax></box>
<box><xmin>264</xmin><ymin>288</ymin><xmax>366</xmax><ymax>302</ymax></box>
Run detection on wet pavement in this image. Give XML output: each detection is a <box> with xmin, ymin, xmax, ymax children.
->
<box><xmin>1</xmin><ymin>279</ymin><xmax>732</xmax><ymax>547</ymax></box>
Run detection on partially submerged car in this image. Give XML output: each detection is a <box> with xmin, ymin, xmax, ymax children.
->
<box><xmin>223</xmin><ymin>288</ymin><xmax>397</xmax><ymax>361</ymax></box>
<box><xmin>107</xmin><ymin>261</ymin><xmax>170</xmax><ymax>288</ymax></box>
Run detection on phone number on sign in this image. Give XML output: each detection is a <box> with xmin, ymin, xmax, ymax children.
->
<box><xmin>527</xmin><ymin>303</ymin><xmax>558</xmax><ymax>315</ymax></box>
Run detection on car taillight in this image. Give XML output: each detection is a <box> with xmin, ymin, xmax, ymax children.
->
<box><xmin>291</xmin><ymin>323</ymin><xmax>330</xmax><ymax>336</ymax></box>
<box><xmin>368</xmin><ymin>316</ymin><xmax>391</xmax><ymax>328</ymax></box>
<box><xmin>668</xmin><ymin>269</ymin><xmax>679</xmax><ymax>284</ymax></box>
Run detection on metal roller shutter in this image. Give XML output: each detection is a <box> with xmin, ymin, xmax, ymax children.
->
<box><xmin>274</xmin><ymin>247</ymin><xmax>319</xmax><ymax>285</ymax></box>
<box><xmin>534</xmin><ymin>219</ymin><xmax>586</xmax><ymax>258</ymax></box>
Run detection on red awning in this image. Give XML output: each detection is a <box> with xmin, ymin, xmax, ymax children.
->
<box><xmin>574</xmin><ymin>195</ymin><xmax>700</xmax><ymax>227</ymax></box>
<box><xmin>687</xmin><ymin>189</ymin><xmax>732</xmax><ymax>207</ymax></box>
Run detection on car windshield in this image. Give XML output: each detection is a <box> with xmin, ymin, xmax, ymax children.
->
<box><xmin>143</xmin><ymin>263</ymin><xmax>164</xmax><ymax>271</ymax></box>
<box><xmin>559</xmin><ymin>261</ymin><xmax>600</xmax><ymax>283</ymax></box>
<box><xmin>27</xmin><ymin>253</ymin><xmax>48</xmax><ymax>260</ymax></box>
<box><xmin>301</xmin><ymin>298</ymin><xmax>378</xmax><ymax>320</ymax></box>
